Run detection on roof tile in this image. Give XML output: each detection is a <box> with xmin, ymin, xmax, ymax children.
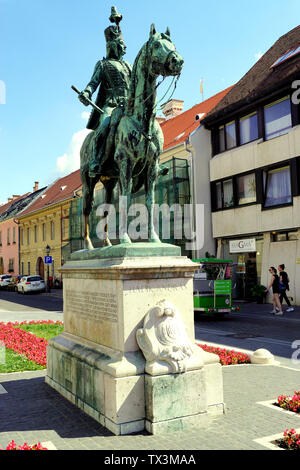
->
<box><xmin>160</xmin><ymin>87</ymin><xmax>233</xmax><ymax>150</ymax></box>
<box><xmin>18</xmin><ymin>170</ymin><xmax>82</xmax><ymax>218</ymax></box>
<box><xmin>204</xmin><ymin>25</ymin><xmax>300</xmax><ymax>122</ymax></box>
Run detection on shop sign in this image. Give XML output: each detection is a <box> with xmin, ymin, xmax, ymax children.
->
<box><xmin>229</xmin><ymin>238</ymin><xmax>256</xmax><ymax>253</ymax></box>
<box><xmin>214</xmin><ymin>280</ymin><xmax>231</xmax><ymax>294</ymax></box>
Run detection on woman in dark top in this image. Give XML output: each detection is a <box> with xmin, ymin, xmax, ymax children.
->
<box><xmin>265</xmin><ymin>267</ymin><xmax>283</xmax><ymax>315</ymax></box>
<box><xmin>278</xmin><ymin>264</ymin><xmax>294</xmax><ymax>312</ymax></box>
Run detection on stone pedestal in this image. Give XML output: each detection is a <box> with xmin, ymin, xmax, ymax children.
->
<box><xmin>45</xmin><ymin>243</ymin><xmax>225</xmax><ymax>435</ymax></box>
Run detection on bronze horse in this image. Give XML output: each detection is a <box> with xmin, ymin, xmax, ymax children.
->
<box><xmin>80</xmin><ymin>24</ymin><xmax>183</xmax><ymax>248</ymax></box>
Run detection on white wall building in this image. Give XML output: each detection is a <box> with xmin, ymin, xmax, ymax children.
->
<box><xmin>201</xmin><ymin>26</ymin><xmax>300</xmax><ymax>304</ymax></box>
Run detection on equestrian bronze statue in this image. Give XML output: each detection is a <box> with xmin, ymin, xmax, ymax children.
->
<box><xmin>75</xmin><ymin>7</ymin><xmax>183</xmax><ymax>249</ymax></box>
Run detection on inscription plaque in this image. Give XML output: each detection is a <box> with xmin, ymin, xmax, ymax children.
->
<box><xmin>65</xmin><ymin>290</ymin><xmax>118</xmax><ymax>323</ymax></box>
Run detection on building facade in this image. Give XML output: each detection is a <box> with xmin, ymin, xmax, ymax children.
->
<box><xmin>17</xmin><ymin>171</ymin><xmax>82</xmax><ymax>283</ymax></box>
<box><xmin>0</xmin><ymin>197</ymin><xmax>22</xmax><ymax>275</ymax></box>
<box><xmin>202</xmin><ymin>26</ymin><xmax>300</xmax><ymax>303</ymax></box>
<box><xmin>0</xmin><ymin>185</ymin><xmax>44</xmax><ymax>276</ymax></box>
<box><xmin>158</xmin><ymin>90</ymin><xmax>232</xmax><ymax>259</ymax></box>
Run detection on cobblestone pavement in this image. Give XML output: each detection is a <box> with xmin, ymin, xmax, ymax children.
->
<box><xmin>1</xmin><ymin>296</ymin><xmax>300</xmax><ymax>451</ymax></box>
<box><xmin>0</xmin><ymin>363</ymin><xmax>300</xmax><ymax>451</ymax></box>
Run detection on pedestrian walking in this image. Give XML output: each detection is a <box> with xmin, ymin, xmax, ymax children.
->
<box><xmin>278</xmin><ymin>264</ymin><xmax>294</xmax><ymax>312</ymax></box>
<box><xmin>265</xmin><ymin>267</ymin><xmax>283</xmax><ymax>315</ymax></box>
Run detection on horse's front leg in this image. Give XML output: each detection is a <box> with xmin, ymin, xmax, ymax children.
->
<box><xmin>102</xmin><ymin>178</ymin><xmax>117</xmax><ymax>247</ymax></box>
<box><xmin>117</xmin><ymin>152</ymin><xmax>133</xmax><ymax>244</ymax></box>
<box><xmin>82</xmin><ymin>173</ymin><xmax>97</xmax><ymax>250</ymax></box>
<box><xmin>146</xmin><ymin>160</ymin><xmax>160</xmax><ymax>243</ymax></box>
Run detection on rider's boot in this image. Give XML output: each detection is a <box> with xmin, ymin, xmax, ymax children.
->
<box><xmin>89</xmin><ymin>159</ymin><xmax>102</xmax><ymax>178</ymax></box>
<box><xmin>89</xmin><ymin>139</ymin><xmax>103</xmax><ymax>177</ymax></box>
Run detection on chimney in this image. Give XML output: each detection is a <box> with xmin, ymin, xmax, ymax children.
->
<box><xmin>12</xmin><ymin>195</ymin><xmax>20</xmax><ymax>200</ymax></box>
<box><xmin>7</xmin><ymin>198</ymin><xmax>12</xmax><ymax>202</ymax></box>
<box><xmin>162</xmin><ymin>99</ymin><xmax>184</xmax><ymax>120</ymax></box>
<box><xmin>33</xmin><ymin>181</ymin><xmax>39</xmax><ymax>192</ymax></box>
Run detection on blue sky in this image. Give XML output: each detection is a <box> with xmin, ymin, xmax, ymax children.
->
<box><xmin>0</xmin><ymin>0</ymin><xmax>299</xmax><ymax>203</ymax></box>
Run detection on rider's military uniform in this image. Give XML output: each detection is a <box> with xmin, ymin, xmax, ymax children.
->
<box><xmin>82</xmin><ymin>24</ymin><xmax>132</xmax><ymax>177</ymax></box>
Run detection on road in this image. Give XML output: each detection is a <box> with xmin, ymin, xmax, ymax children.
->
<box><xmin>0</xmin><ymin>289</ymin><xmax>299</xmax><ymax>370</ymax></box>
<box><xmin>0</xmin><ymin>289</ymin><xmax>63</xmax><ymax>323</ymax></box>
<box><xmin>194</xmin><ymin>302</ymin><xmax>300</xmax><ymax>370</ymax></box>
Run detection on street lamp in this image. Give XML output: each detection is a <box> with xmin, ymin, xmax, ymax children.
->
<box><xmin>45</xmin><ymin>245</ymin><xmax>51</xmax><ymax>293</ymax></box>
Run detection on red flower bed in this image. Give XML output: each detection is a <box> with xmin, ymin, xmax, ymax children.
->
<box><xmin>0</xmin><ymin>320</ymin><xmax>63</xmax><ymax>367</ymax></box>
<box><xmin>198</xmin><ymin>344</ymin><xmax>251</xmax><ymax>366</ymax></box>
<box><xmin>278</xmin><ymin>429</ymin><xmax>300</xmax><ymax>450</ymax></box>
<box><xmin>0</xmin><ymin>440</ymin><xmax>47</xmax><ymax>450</ymax></box>
<box><xmin>276</xmin><ymin>391</ymin><xmax>300</xmax><ymax>414</ymax></box>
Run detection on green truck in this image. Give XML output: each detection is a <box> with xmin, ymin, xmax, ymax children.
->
<box><xmin>193</xmin><ymin>258</ymin><xmax>240</xmax><ymax>316</ymax></box>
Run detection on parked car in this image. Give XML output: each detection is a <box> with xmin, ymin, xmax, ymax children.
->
<box><xmin>0</xmin><ymin>274</ymin><xmax>12</xmax><ymax>289</ymax></box>
<box><xmin>6</xmin><ymin>275</ymin><xmax>23</xmax><ymax>291</ymax></box>
<box><xmin>17</xmin><ymin>276</ymin><xmax>45</xmax><ymax>294</ymax></box>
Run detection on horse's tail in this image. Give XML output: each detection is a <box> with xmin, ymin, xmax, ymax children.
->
<box><xmin>80</xmin><ymin>131</ymin><xmax>94</xmax><ymax>172</ymax></box>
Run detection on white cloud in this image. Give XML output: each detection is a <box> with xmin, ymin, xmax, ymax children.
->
<box><xmin>81</xmin><ymin>111</ymin><xmax>91</xmax><ymax>120</ymax></box>
<box><xmin>254</xmin><ymin>51</ymin><xmax>264</xmax><ymax>61</ymax></box>
<box><xmin>56</xmin><ymin>128</ymin><xmax>92</xmax><ymax>174</ymax></box>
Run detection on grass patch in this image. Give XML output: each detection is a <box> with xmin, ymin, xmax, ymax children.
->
<box><xmin>0</xmin><ymin>349</ymin><xmax>45</xmax><ymax>373</ymax></box>
<box><xmin>16</xmin><ymin>322</ymin><xmax>64</xmax><ymax>341</ymax></box>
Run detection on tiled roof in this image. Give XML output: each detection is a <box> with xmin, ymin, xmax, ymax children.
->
<box><xmin>18</xmin><ymin>170</ymin><xmax>82</xmax><ymax>218</ymax></box>
<box><xmin>0</xmin><ymin>189</ymin><xmax>46</xmax><ymax>222</ymax></box>
<box><xmin>0</xmin><ymin>194</ymin><xmax>30</xmax><ymax>218</ymax></box>
<box><xmin>160</xmin><ymin>86</ymin><xmax>233</xmax><ymax>150</ymax></box>
<box><xmin>203</xmin><ymin>25</ymin><xmax>300</xmax><ymax>124</ymax></box>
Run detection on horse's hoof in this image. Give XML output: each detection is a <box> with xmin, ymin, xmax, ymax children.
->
<box><xmin>84</xmin><ymin>238</ymin><xmax>94</xmax><ymax>250</ymax></box>
<box><xmin>149</xmin><ymin>233</ymin><xmax>161</xmax><ymax>243</ymax></box>
<box><xmin>120</xmin><ymin>234</ymin><xmax>132</xmax><ymax>244</ymax></box>
<box><xmin>103</xmin><ymin>238</ymin><xmax>112</xmax><ymax>247</ymax></box>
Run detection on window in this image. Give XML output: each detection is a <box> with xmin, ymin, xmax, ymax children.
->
<box><xmin>51</xmin><ymin>221</ymin><xmax>55</xmax><ymax>240</ymax></box>
<box><xmin>217</xmin><ymin>121</ymin><xmax>237</xmax><ymax>153</ymax></box>
<box><xmin>62</xmin><ymin>218</ymin><xmax>69</xmax><ymax>240</ymax></box>
<box><xmin>20</xmin><ymin>229</ymin><xmax>24</xmax><ymax>245</ymax></box>
<box><xmin>264</xmin><ymin>165</ymin><xmax>292</xmax><ymax>207</ymax></box>
<box><xmin>34</xmin><ymin>225</ymin><xmax>38</xmax><ymax>243</ymax></box>
<box><xmin>27</xmin><ymin>227</ymin><xmax>30</xmax><ymax>245</ymax></box>
<box><xmin>0</xmin><ymin>231</ymin><xmax>2</xmax><ymax>246</ymax></box>
<box><xmin>21</xmin><ymin>262</ymin><xmax>24</xmax><ymax>276</ymax></box>
<box><xmin>237</xmin><ymin>173</ymin><xmax>256</xmax><ymax>205</ymax></box>
<box><xmin>223</xmin><ymin>179</ymin><xmax>234</xmax><ymax>207</ymax></box>
<box><xmin>8</xmin><ymin>258</ymin><xmax>14</xmax><ymax>272</ymax></box>
<box><xmin>271</xmin><ymin>230</ymin><xmax>298</xmax><ymax>242</ymax></box>
<box><xmin>264</xmin><ymin>97</ymin><xmax>292</xmax><ymax>140</ymax></box>
<box><xmin>27</xmin><ymin>262</ymin><xmax>30</xmax><ymax>276</ymax></box>
<box><xmin>216</xmin><ymin>182</ymin><xmax>223</xmax><ymax>209</ymax></box>
<box><xmin>225</xmin><ymin>121</ymin><xmax>236</xmax><ymax>149</ymax></box>
<box><xmin>13</xmin><ymin>226</ymin><xmax>16</xmax><ymax>244</ymax></box>
<box><xmin>288</xmin><ymin>231</ymin><xmax>298</xmax><ymax>240</ymax></box>
<box><xmin>218</xmin><ymin>126</ymin><xmax>225</xmax><ymax>153</ymax></box>
<box><xmin>212</xmin><ymin>178</ymin><xmax>234</xmax><ymax>210</ymax></box>
<box><xmin>7</xmin><ymin>228</ymin><xmax>10</xmax><ymax>245</ymax></box>
<box><xmin>270</xmin><ymin>44</ymin><xmax>300</xmax><ymax>69</ymax></box>
<box><xmin>239</xmin><ymin>112</ymin><xmax>258</xmax><ymax>145</ymax></box>
<box><xmin>42</xmin><ymin>223</ymin><xmax>46</xmax><ymax>241</ymax></box>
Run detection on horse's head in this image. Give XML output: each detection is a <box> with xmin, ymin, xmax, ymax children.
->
<box><xmin>147</xmin><ymin>24</ymin><xmax>184</xmax><ymax>77</ymax></box>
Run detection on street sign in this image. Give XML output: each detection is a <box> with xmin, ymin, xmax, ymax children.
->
<box><xmin>45</xmin><ymin>256</ymin><xmax>52</xmax><ymax>264</ymax></box>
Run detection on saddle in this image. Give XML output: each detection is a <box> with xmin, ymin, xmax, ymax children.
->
<box><xmin>92</xmin><ymin>105</ymin><xmax>125</xmax><ymax>178</ymax></box>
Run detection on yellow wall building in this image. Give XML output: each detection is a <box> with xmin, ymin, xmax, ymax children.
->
<box><xmin>17</xmin><ymin>170</ymin><xmax>82</xmax><ymax>283</ymax></box>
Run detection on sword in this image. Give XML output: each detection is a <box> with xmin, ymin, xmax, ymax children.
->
<box><xmin>71</xmin><ymin>85</ymin><xmax>103</xmax><ymax>114</ymax></box>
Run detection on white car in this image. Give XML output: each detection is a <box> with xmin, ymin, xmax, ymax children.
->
<box><xmin>17</xmin><ymin>275</ymin><xmax>46</xmax><ymax>294</ymax></box>
<box><xmin>0</xmin><ymin>274</ymin><xmax>12</xmax><ymax>289</ymax></box>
